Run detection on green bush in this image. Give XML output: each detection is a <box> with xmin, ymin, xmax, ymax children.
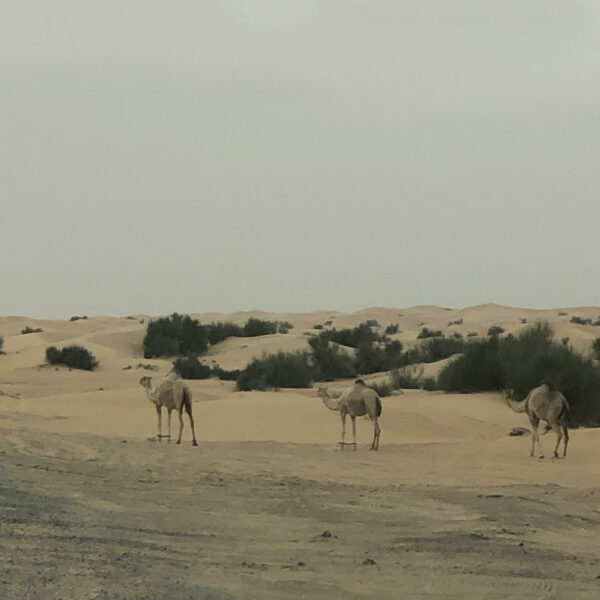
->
<box><xmin>417</xmin><ymin>327</ymin><xmax>443</xmax><ymax>339</ymax></box>
<box><xmin>46</xmin><ymin>345</ymin><xmax>98</xmax><ymax>370</ymax></box>
<box><xmin>237</xmin><ymin>351</ymin><xmax>312</xmax><ymax>391</ymax></box>
<box><xmin>277</xmin><ymin>321</ymin><xmax>293</xmax><ymax>334</ymax></box>
<box><xmin>389</xmin><ymin>366</ymin><xmax>424</xmax><ymax>389</ymax></box>
<box><xmin>487</xmin><ymin>325</ymin><xmax>505</xmax><ymax>336</ymax></box>
<box><xmin>21</xmin><ymin>326</ymin><xmax>43</xmax><ymax>334</ymax></box>
<box><xmin>307</xmin><ymin>334</ymin><xmax>356</xmax><ymax>381</ymax></box>
<box><xmin>0</xmin><ymin>336</ymin><xmax>4</xmax><ymax>354</ymax></box>
<box><xmin>324</xmin><ymin>323</ymin><xmax>379</xmax><ymax>348</ymax></box>
<box><xmin>570</xmin><ymin>316</ymin><xmax>592</xmax><ymax>326</ymax></box>
<box><xmin>593</xmin><ymin>338</ymin><xmax>600</xmax><ymax>361</ymax></box>
<box><xmin>207</xmin><ymin>322</ymin><xmax>243</xmax><ymax>345</ymax></box>
<box><xmin>438</xmin><ymin>322</ymin><xmax>600</xmax><ymax>423</ymax></box>
<box><xmin>173</xmin><ymin>356</ymin><xmax>212</xmax><ymax>379</ymax></box>
<box><xmin>385</xmin><ymin>323</ymin><xmax>399</xmax><ymax>335</ymax></box>
<box><xmin>243</xmin><ymin>318</ymin><xmax>278</xmax><ymax>337</ymax></box>
<box><xmin>211</xmin><ymin>366</ymin><xmax>241</xmax><ymax>381</ymax></box>
<box><xmin>143</xmin><ymin>313</ymin><xmax>209</xmax><ymax>358</ymax></box>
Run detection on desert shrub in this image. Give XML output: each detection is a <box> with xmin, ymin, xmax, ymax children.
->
<box><xmin>385</xmin><ymin>323</ymin><xmax>399</xmax><ymax>335</ymax></box>
<box><xmin>558</xmin><ymin>311</ymin><xmax>568</xmax><ymax>316</ymax></box>
<box><xmin>314</xmin><ymin>324</ymin><xmax>324</xmax><ymax>330</ymax></box>
<box><xmin>438</xmin><ymin>322</ymin><xmax>600</xmax><ymax>423</ymax></box>
<box><xmin>0</xmin><ymin>336</ymin><xmax>4</xmax><ymax>354</ymax></box>
<box><xmin>173</xmin><ymin>355</ymin><xmax>212</xmax><ymax>379</ymax></box>
<box><xmin>421</xmin><ymin>377</ymin><xmax>438</xmax><ymax>391</ymax></box>
<box><xmin>466</xmin><ymin>331</ymin><xmax>478</xmax><ymax>338</ymax></box>
<box><xmin>369</xmin><ymin>381</ymin><xmax>392</xmax><ymax>397</ymax></box>
<box><xmin>206</xmin><ymin>322</ymin><xmax>243</xmax><ymax>345</ymax></box>
<box><xmin>447</xmin><ymin>318</ymin><xmax>463</xmax><ymax>327</ymax></box>
<box><xmin>70</xmin><ymin>315</ymin><xmax>87</xmax><ymax>321</ymax></box>
<box><xmin>278</xmin><ymin>321</ymin><xmax>293</xmax><ymax>334</ymax></box>
<box><xmin>21</xmin><ymin>326</ymin><xmax>43</xmax><ymax>334</ymax></box>
<box><xmin>325</xmin><ymin>323</ymin><xmax>379</xmax><ymax>348</ymax></box>
<box><xmin>243</xmin><ymin>318</ymin><xmax>278</xmax><ymax>337</ymax></box>
<box><xmin>46</xmin><ymin>346</ymin><xmax>62</xmax><ymax>364</ymax></box>
<box><xmin>355</xmin><ymin>339</ymin><xmax>406</xmax><ymax>374</ymax></box>
<box><xmin>46</xmin><ymin>345</ymin><xmax>98</xmax><ymax>370</ymax></box>
<box><xmin>308</xmin><ymin>334</ymin><xmax>356</xmax><ymax>381</ymax></box>
<box><xmin>417</xmin><ymin>327</ymin><xmax>443</xmax><ymax>339</ymax></box>
<box><xmin>324</xmin><ymin>320</ymin><xmax>333</xmax><ymax>326</ymax></box>
<box><xmin>487</xmin><ymin>325</ymin><xmax>505</xmax><ymax>336</ymax></box>
<box><xmin>237</xmin><ymin>351</ymin><xmax>312</xmax><ymax>391</ymax></box>
<box><xmin>593</xmin><ymin>338</ymin><xmax>600</xmax><ymax>361</ymax></box>
<box><xmin>400</xmin><ymin>336</ymin><xmax>466</xmax><ymax>366</ymax></box>
<box><xmin>143</xmin><ymin>313</ymin><xmax>209</xmax><ymax>358</ymax></box>
<box><xmin>211</xmin><ymin>366</ymin><xmax>241</xmax><ymax>381</ymax></box>
<box><xmin>389</xmin><ymin>366</ymin><xmax>423</xmax><ymax>389</ymax></box>
<box><xmin>366</xmin><ymin>319</ymin><xmax>380</xmax><ymax>328</ymax></box>
<box><xmin>570</xmin><ymin>316</ymin><xmax>592</xmax><ymax>326</ymax></box>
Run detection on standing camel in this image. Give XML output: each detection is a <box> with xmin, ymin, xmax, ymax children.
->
<box><xmin>139</xmin><ymin>371</ymin><xmax>198</xmax><ymax>446</ymax></box>
<box><xmin>505</xmin><ymin>381</ymin><xmax>569</xmax><ymax>458</ymax></box>
<box><xmin>317</xmin><ymin>378</ymin><xmax>382</xmax><ymax>450</ymax></box>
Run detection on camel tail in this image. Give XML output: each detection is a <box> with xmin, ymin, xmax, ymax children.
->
<box><xmin>376</xmin><ymin>394</ymin><xmax>382</xmax><ymax>418</ymax></box>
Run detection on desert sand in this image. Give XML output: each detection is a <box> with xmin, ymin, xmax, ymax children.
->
<box><xmin>1</xmin><ymin>304</ymin><xmax>600</xmax><ymax>599</ymax></box>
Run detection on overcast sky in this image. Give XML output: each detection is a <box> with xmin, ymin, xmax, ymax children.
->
<box><xmin>2</xmin><ymin>1</ymin><xmax>599</xmax><ymax>318</ymax></box>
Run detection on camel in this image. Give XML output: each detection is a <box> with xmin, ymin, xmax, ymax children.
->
<box><xmin>139</xmin><ymin>371</ymin><xmax>198</xmax><ymax>446</ymax></box>
<box><xmin>317</xmin><ymin>378</ymin><xmax>382</xmax><ymax>450</ymax></box>
<box><xmin>505</xmin><ymin>381</ymin><xmax>569</xmax><ymax>458</ymax></box>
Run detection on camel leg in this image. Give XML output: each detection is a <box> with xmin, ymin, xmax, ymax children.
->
<box><xmin>340</xmin><ymin>413</ymin><xmax>346</xmax><ymax>449</ymax></box>
<box><xmin>185</xmin><ymin>403</ymin><xmax>198</xmax><ymax>447</ymax></box>
<box><xmin>351</xmin><ymin>416</ymin><xmax>356</xmax><ymax>450</ymax></box>
<box><xmin>562</xmin><ymin>426</ymin><xmax>569</xmax><ymax>457</ymax></box>
<box><xmin>371</xmin><ymin>418</ymin><xmax>381</xmax><ymax>451</ymax></box>
<box><xmin>534</xmin><ymin>422</ymin><xmax>545</xmax><ymax>458</ymax></box>
<box><xmin>528</xmin><ymin>414</ymin><xmax>540</xmax><ymax>457</ymax></box>
<box><xmin>176</xmin><ymin>407</ymin><xmax>184</xmax><ymax>444</ymax></box>
<box><xmin>167</xmin><ymin>408</ymin><xmax>173</xmax><ymax>442</ymax></box>
<box><xmin>549</xmin><ymin>422</ymin><xmax>562</xmax><ymax>458</ymax></box>
<box><xmin>156</xmin><ymin>405</ymin><xmax>162</xmax><ymax>440</ymax></box>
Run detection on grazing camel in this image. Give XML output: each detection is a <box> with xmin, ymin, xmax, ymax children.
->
<box><xmin>505</xmin><ymin>382</ymin><xmax>569</xmax><ymax>458</ymax></box>
<box><xmin>139</xmin><ymin>371</ymin><xmax>198</xmax><ymax>446</ymax></box>
<box><xmin>317</xmin><ymin>378</ymin><xmax>382</xmax><ymax>450</ymax></box>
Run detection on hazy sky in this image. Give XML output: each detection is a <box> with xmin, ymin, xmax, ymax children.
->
<box><xmin>2</xmin><ymin>1</ymin><xmax>599</xmax><ymax>318</ymax></box>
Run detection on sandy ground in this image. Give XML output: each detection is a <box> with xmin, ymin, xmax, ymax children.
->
<box><xmin>1</xmin><ymin>305</ymin><xmax>600</xmax><ymax>599</ymax></box>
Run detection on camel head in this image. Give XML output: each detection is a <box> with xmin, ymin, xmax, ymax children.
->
<box><xmin>316</xmin><ymin>386</ymin><xmax>328</xmax><ymax>399</ymax></box>
<box><xmin>139</xmin><ymin>376</ymin><xmax>153</xmax><ymax>390</ymax></box>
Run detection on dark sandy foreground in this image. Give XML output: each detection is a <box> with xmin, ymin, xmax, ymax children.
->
<box><xmin>1</xmin><ymin>429</ymin><xmax>600</xmax><ymax>600</ymax></box>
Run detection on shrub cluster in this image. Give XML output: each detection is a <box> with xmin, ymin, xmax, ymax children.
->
<box><xmin>70</xmin><ymin>315</ymin><xmax>87</xmax><ymax>321</ymax></box>
<box><xmin>173</xmin><ymin>356</ymin><xmax>240</xmax><ymax>381</ymax></box>
<box><xmin>21</xmin><ymin>326</ymin><xmax>43</xmax><ymax>334</ymax></box>
<box><xmin>237</xmin><ymin>351</ymin><xmax>312</xmax><ymax>391</ymax></box>
<box><xmin>487</xmin><ymin>325</ymin><xmax>505</xmax><ymax>336</ymax></box>
<box><xmin>437</xmin><ymin>322</ymin><xmax>600</xmax><ymax>424</ymax></box>
<box><xmin>0</xmin><ymin>336</ymin><xmax>4</xmax><ymax>354</ymax></box>
<box><xmin>144</xmin><ymin>315</ymin><xmax>290</xmax><ymax>358</ymax></box>
<box><xmin>570</xmin><ymin>316</ymin><xmax>600</xmax><ymax>326</ymax></box>
<box><xmin>46</xmin><ymin>345</ymin><xmax>98</xmax><ymax>370</ymax></box>
<box><xmin>143</xmin><ymin>314</ymin><xmax>209</xmax><ymax>358</ymax></box>
<box><xmin>417</xmin><ymin>327</ymin><xmax>443</xmax><ymax>339</ymax></box>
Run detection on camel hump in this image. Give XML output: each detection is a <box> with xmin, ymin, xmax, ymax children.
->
<box><xmin>539</xmin><ymin>379</ymin><xmax>557</xmax><ymax>391</ymax></box>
